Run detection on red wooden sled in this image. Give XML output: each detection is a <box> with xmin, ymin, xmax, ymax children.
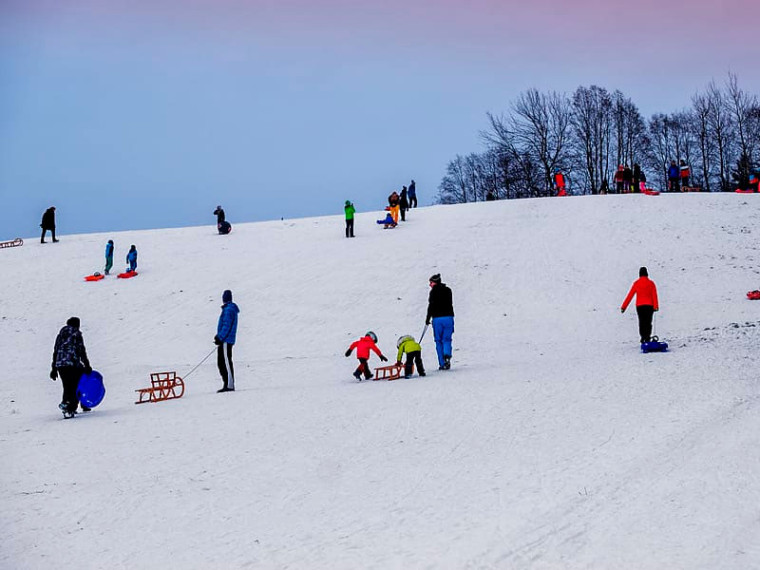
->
<box><xmin>0</xmin><ymin>238</ymin><xmax>23</xmax><ymax>249</ymax></box>
<box><xmin>135</xmin><ymin>371</ymin><xmax>185</xmax><ymax>404</ymax></box>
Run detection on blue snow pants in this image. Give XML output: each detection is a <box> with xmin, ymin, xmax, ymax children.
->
<box><xmin>432</xmin><ymin>316</ymin><xmax>454</xmax><ymax>368</ymax></box>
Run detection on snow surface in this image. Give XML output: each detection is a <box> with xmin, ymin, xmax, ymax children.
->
<box><xmin>2</xmin><ymin>194</ymin><xmax>760</xmax><ymax>569</ymax></box>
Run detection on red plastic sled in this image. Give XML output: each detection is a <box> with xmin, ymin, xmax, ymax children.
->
<box><xmin>747</xmin><ymin>290</ymin><xmax>760</xmax><ymax>300</ymax></box>
<box><xmin>735</xmin><ymin>189</ymin><xmax>756</xmax><ymax>194</ymax></box>
<box><xmin>643</xmin><ymin>189</ymin><xmax>660</xmax><ymax>196</ymax></box>
<box><xmin>117</xmin><ymin>270</ymin><xmax>138</xmax><ymax>279</ymax></box>
<box><xmin>84</xmin><ymin>274</ymin><xmax>105</xmax><ymax>282</ymax></box>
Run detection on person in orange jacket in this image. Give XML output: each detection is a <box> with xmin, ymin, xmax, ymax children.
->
<box><xmin>621</xmin><ymin>267</ymin><xmax>659</xmax><ymax>343</ymax></box>
<box><xmin>345</xmin><ymin>331</ymin><xmax>388</xmax><ymax>380</ymax></box>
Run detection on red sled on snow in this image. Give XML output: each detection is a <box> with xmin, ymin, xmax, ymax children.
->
<box><xmin>747</xmin><ymin>290</ymin><xmax>760</xmax><ymax>300</ymax></box>
<box><xmin>117</xmin><ymin>270</ymin><xmax>138</xmax><ymax>279</ymax></box>
<box><xmin>643</xmin><ymin>189</ymin><xmax>660</xmax><ymax>196</ymax></box>
<box><xmin>0</xmin><ymin>238</ymin><xmax>23</xmax><ymax>249</ymax></box>
<box><xmin>84</xmin><ymin>273</ymin><xmax>105</xmax><ymax>282</ymax></box>
<box><xmin>735</xmin><ymin>188</ymin><xmax>756</xmax><ymax>194</ymax></box>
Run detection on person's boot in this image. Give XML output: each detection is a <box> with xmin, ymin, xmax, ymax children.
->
<box><xmin>443</xmin><ymin>355</ymin><xmax>451</xmax><ymax>370</ymax></box>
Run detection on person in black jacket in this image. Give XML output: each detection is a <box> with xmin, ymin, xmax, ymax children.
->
<box><xmin>425</xmin><ymin>274</ymin><xmax>455</xmax><ymax>370</ymax></box>
<box><xmin>51</xmin><ymin>317</ymin><xmax>92</xmax><ymax>414</ymax></box>
<box><xmin>40</xmin><ymin>206</ymin><xmax>58</xmax><ymax>243</ymax></box>
<box><xmin>399</xmin><ymin>186</ymin><xmax>409</xmax><ymax>221</ymax></box>
<box><xmin>214</xmin><ymin>205</ymin><xmax>231</xmax><ymax>235</ymax></box>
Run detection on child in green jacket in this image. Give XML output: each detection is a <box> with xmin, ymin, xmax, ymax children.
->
<box><xmin>396</xmin><ymin>335</ymin><xmax>426</xmax><ymax>379</ymax></box>
<box><xmin>344</xmin><ymin>200</ymin><xmax>355</xmax><ymax>238</ymax></box>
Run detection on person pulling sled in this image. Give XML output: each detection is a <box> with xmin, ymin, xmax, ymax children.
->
<box><xmin>620</xmin><ymin>266</ymin><xmax>659</xmax><ymax>344</ymax></box>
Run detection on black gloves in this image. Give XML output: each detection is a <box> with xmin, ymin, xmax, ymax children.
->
<box><xmin>380</xmin><ymin>355</ymin><xmax>388</xmax><ymax>362</ymax></box>
<box><xmin>214</xmin><ymin>336</ymin><xmax>222</xmax><ymax>345</ymax></box>
<box><xmin>345</xmin><ymin>349</ymin><xmax>351</xmax><ymax>357</ymax></box>
<box><xmin>50</xmin><ymin>368</ymin><xmax>58</xmax><ymax>380</ymax></box>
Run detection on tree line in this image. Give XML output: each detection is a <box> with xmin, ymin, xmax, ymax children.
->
<box><xmin>436</xmin><ymin>73</ymin><xmax>760</xmax><ymax>203</ymax></box>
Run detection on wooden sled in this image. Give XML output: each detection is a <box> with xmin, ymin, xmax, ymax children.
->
<box><xmin>373</xmin><ymin>363</ymin><xmax>414</xmax><ymax>381</ymax></box>
<box><xmin>0</xmin><ymin>238</ymin><xmax>23</xmax><ymax>249</ymax></box>
<box><xmin>135</xmin><ymin>371</ymin><xmax>185</xmax><ymax>404</ymax></box>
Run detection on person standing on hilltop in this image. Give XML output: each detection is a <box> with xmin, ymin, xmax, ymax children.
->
<box><xmin>621</xmin><ymin>267</ymin><xmax>659</xmax><ymax>344</ymax></box>
<box><xmin>399</xmin><ymin>186</ymin><xmax>409</xmax><ymax>221</ymax></box>
<box><xmin>344</xmin><ymin>200</ymin><xmax>355</xmax><ymax>238</ymax></box>
<box><xmin>126</xmin><ymin>245</ymin><xmax>138</xmax><ymax>273</ymax></box>
<box><xmin>408</xmin><ymin>180</ymin><xmax>417</xmax><ymax>208</ymax></box>
<box><xmin>40</xmin><ymin>206</ymin><xmax>58</xmax><ymax>243</ymax></box>
<box><xmin>104</xmin><ymin>240</ymin><xmax>114</xmax><ymax>275</ymax></box>
<box><xmin>214</xmin><ymin>205</ymin><xmax>231</xmax><ymax>235</ymax></box>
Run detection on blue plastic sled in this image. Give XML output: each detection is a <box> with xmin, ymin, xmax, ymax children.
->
<box><xmin>77</xmin><ymin>370</ymin><xmax>106</xmax><ymax>408</ymax></box>
<box><xmin>641</xmin><ymin>338</ymin><xmax>668</xmax><ymax>353</ymax></box>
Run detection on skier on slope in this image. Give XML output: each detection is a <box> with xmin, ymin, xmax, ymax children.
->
<box><xmin>214</xmin><ymin>289</ymin><xmax>239</xmax><ymax>392</ymax></box>
<box><xmin>620</xmin><ymin>267</ymin><xmax>659</xmax><ymax>344</ymax></box>
<box><xmin>345</xmin><ymin>332</ymin><xmax>388</xmax><ymax>380</ymax></box>
<box><xmin>50</xmin><ymin>317</ymin><xmax>92</xmax><ymax>415</ymax></box>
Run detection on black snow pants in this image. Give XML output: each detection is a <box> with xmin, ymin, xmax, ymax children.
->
<box><xmin>345</xmin><ymin>219</ymin><xmax>354</xmax><ymax>238</ymax></box>
<box><xmin>217</xmin><ymin>343</ymin><xmax>235</xmax><ymax>390</ymax></box>
<box><xmin>355</xmin><ymin>358</ymin><xmax>372</xmax><ymax>379</ymax></box>
<box><xmin>636</xmin><ymin>305</ymin><xmax>655</xmax><ymax>343</ymax></box>
<box><xmin>58</xmin><ymin>366</ymin><xmax>80</xmax><ymax>412</ymax></box>
<box><xmin>404</xmin><ymin>351</ymin><xmax>425</xmax><ymax>377</ymax></box>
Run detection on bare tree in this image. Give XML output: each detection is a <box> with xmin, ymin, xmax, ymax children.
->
<box><xmin>570</xmin><ymin>85</ymin><xmax>612</xmax><ymax>194</ymax></box>
<box><xmin>690</xmin><ymin>91</ymin><xmax>716</xmax><ymax>191</ymax></box>
<box><xmin>726</xmin><ymin>72</ymin><xmax>759</xmax><ymax>168</ymax></box>
<box><xmin>706</xmin><ymin>81</ymin><xmax>734</xmax><ymax>191</ymax></box>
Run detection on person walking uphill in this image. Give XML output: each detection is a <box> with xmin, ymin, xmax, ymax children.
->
<box><xmin>51</xmin><ymin>317</ymin><xmax>92</xmax><ymax>415</ymax></box>
<box><xmin>345</xmin><ymin>331</ymin><xmax>388</xmax><ymax>380</ymax></box>
<box><xmin>344</xmin><ymin>200</ymin><xmax>355</xmax><ymax>238</ymax></box>
<box><xmin>621</xmin><ymin>267</ymin><xmax>659</xmax><ymax>344</ymax></box>
<box><xmin>40</xmin><ymin>206</ymin><xmax>58</xmax><ymax>243</ymax></box>
<box><xmin>215</xmin><ymin>289</ymin><xmax>239</xmax><ymax>392</ymax></box>
<box><xmin>104</xmin><ymin>240</ymin><xmax>114</xmax><ymax>275</ymax></box>
<box><xmin>426</xmin><ymin>274</ymin><xmax>455</xmax><ymax>370</ymax></box>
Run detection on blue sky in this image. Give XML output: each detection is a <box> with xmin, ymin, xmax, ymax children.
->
<box><xmin>1</xmin><ymin>0</ymin><xmax>758</xmax><ymax>240</ymax></box>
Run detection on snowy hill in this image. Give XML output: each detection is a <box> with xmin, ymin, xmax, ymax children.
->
<box><xmin>2</xmin><ymin>194</ymin><xmax>760</xmax><ymax>569</ymax></box>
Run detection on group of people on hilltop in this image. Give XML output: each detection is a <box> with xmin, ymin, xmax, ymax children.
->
<box><xmin>343</xmin><ymin>179</ymin><xmax>418</xmax><ymax>236</ymax></box>
<box><xmin>668</xmin><ymin>160</ymin><xmax>692</xmax><ymax>192</ymax></box>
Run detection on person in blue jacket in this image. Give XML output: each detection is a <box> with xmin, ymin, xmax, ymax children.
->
<box><xmin>214</xmin><ymin>289</ymin><xmax>240</xmax><ymax>392</ymax></box>
<box><xmin>104</xmin><ymin>240</ymin><xmax>114</xmax><ymax>275</ymax></box>
<box><xmin>126</xmin><ymin>245</ymin><xmax>138</xmax><ymax>273</ymax></box>
<box><xmin>667</xmin><ymin>160</ymin><xmax>680</xmax><ymax>192</ymax></box>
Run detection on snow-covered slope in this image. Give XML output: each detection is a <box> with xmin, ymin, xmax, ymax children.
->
<box><xmin>2</xmin><ymin>194</ymin><xmax>760</xmax><ymax>569</ymax></box>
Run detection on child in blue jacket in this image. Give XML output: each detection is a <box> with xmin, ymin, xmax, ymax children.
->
<box><xmin>126</xmin><ymin>245</ymin><xmax>138</xmax><ymax>273</ymax></box>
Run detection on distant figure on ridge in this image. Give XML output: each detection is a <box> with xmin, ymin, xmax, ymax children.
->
<box><xmin>344</xmin><ymin>200</ymin><xmax>355</xmax><ymax>238</ymax></box>
<box><xmin>426</xmin><ymin>273</ymin><xmax>455</xmax><ymax>370</ymax></box>
<box><xmin>104</xmin><ymin>240</ymin><xmax>114</xmax><ymax>275</ymax></box>
<box><xmin>126</xmin><ymin>245</ymin><xmax>138</xmax><ymax>273</ymax></box>
<box><xmin>621</xmin><ymin>267</ymin><xmax>659</xmax><ymax>344</ymax></box>
<box><xmin>668</xmin><ymin>160</ymin><xmax>680</xmax><ymax>192</ymax></box>
<box><xmin>214</xmin><ymin>205</ymin><xmax>231</xmax><ymax>235</ymax></box>
<box><xmin>408</xmin><ymin>180</ymin><xmax>417</xmax><ymax>208</ymax></box>
<box><xmin>40</xmin><ymin>206</ymin><xmax>58</xmax><ymax>243</ymax></box>
<box><xmin>679</xmin><ymin>160</ymin><xmax>691</xmax><ymax>189</ymax></box>
<box><xmin>399</xmin><ymin>186</ymin><xmax>409</xmax><ymax>221</ymax></box>
<box><xmin>554</xmin><ymin>169</ymin><xmax>567</xmax><ymax>196</ymax></box>
<box><xmin>214</xmin><ymin>289</ymin><xmax>239</xmax><ymax>392</ymax></box>
<box><xmin>388</xmin><ymin>191</ymin><xmax>400</xmax><ymax>224</ymax></box>
<box><xmin>623</xmin><ymin>165</ymin><xmax>633</xmax><ymax>193</ymax></box>
<box><xmin>345</xmin><ymin>331</ymin><xmax>388</xmax><ymax>381</ymax></box>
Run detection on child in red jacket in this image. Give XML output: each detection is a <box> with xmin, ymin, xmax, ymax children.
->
<box><xmin>345</xmin><ymin>331</ymin><xmax>388</xmax><ymax>380</ymax></box>
<box><xmin>621</xmin><ymin>267</ymin><xmax>659</xmax><ymax>343</ymax></box>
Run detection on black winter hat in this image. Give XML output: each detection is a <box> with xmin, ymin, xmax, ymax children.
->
<box><xmin>222</xmin><ymin>290</ymin><xmax>233</xmax><ymax>303</ymax></box>
<box><xmin>66</xmin><ymin>317</ymin><xmax>80</xmax><ymax>329</ymax></box>
<box><xmin>639</xmin><ymin>267</ymin><xmax>648</xmax><ymax>277</ymax></box>
<box><xmin>429</xmin><ymin>274</ymin><xmax>441</xmax><ymax>284</ymax></box>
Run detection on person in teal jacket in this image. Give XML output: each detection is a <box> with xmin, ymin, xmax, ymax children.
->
<box><xmin>126</xmin><ymin>245</ymin><xmax>138</xmax><ymax>272</ymax></box>
<box><xmin>104</xmin><ymin>240</ymin><xmax>114</xmax><ymax>275</ymax></box>
<box><xmin>344</xmin><ymin>200</ymin><xmax>355</xmax><ymax>238</ymax></box>
<box><xmin>396</xmin><ymin>335</ymin><xmax>426</xmax><ymax>379</ymax></box>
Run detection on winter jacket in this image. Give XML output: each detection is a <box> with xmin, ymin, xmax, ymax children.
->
<box><xmin>348</xmin><ymin>335</ymin><xmax>384</xmax><ymax>360</ymax></box>
<box><xmin>397</xmin><ymin>337</ymin><xmax>422</xmax><ymax>362</ymax></box>
<box><xmin>105</xmin><ymin>242</ymin><xmax>114</xmax><ymax>260</ymax></box>
<box><xmin>52</xmin><ymin>325</ymin><xmax>90</xmax><ymax>369</ymax></box>
<box><xmin>41</xmin><ymin>208</ymin><xmax>56</xmax><ymax>230</ymax></box>
<box><xmin>427</xmin><ymin>283</ymin><xmax>455</xmax><ymax>322</ymax></box>
<box><xmin>400</xmin><ymin>189</ymin><xmax>409</xmax><ymax>209</ymax></box>
<box><xmin>217</xmin><ymin>301</ymin><xmax>240</xmax><ymax>345</ymax></box>
<box><xmin>345</xmin><ymin>203</ymin><xmax>355</xmax><ymax>220</ymax></box>
<box><xmin>126</xmin><ymin>249</ymin><xmax>137</xmax><ymax>266</ymax></box>
<box><xmin>408</xmin><ymin>181</ymin><xmax>416</xmax><ymax>198</ymax></box>
<box><xmin>214</xmin><ymin>207</ymin><xmax>226</xmax><ymax>224</ymax></box>
<box><xmin>668</xmin><ymin>165</ymin><xmax>679</xmax><ymax>180</ymax></box>
<box><xmin>621</xmin><ymin>277</ymin><xmax>659</xmax><ymax>311</ymax></box>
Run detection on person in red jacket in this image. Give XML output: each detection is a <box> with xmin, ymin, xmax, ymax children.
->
<box><xmin>621</xmin><ymin>267</ymin><xmax>659</xmax><ymax>343</ymax></box>
<box><xmin>345</xmin><ymin>331</ymin><xmax>388</xmax><ymax>380</ymax></box>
